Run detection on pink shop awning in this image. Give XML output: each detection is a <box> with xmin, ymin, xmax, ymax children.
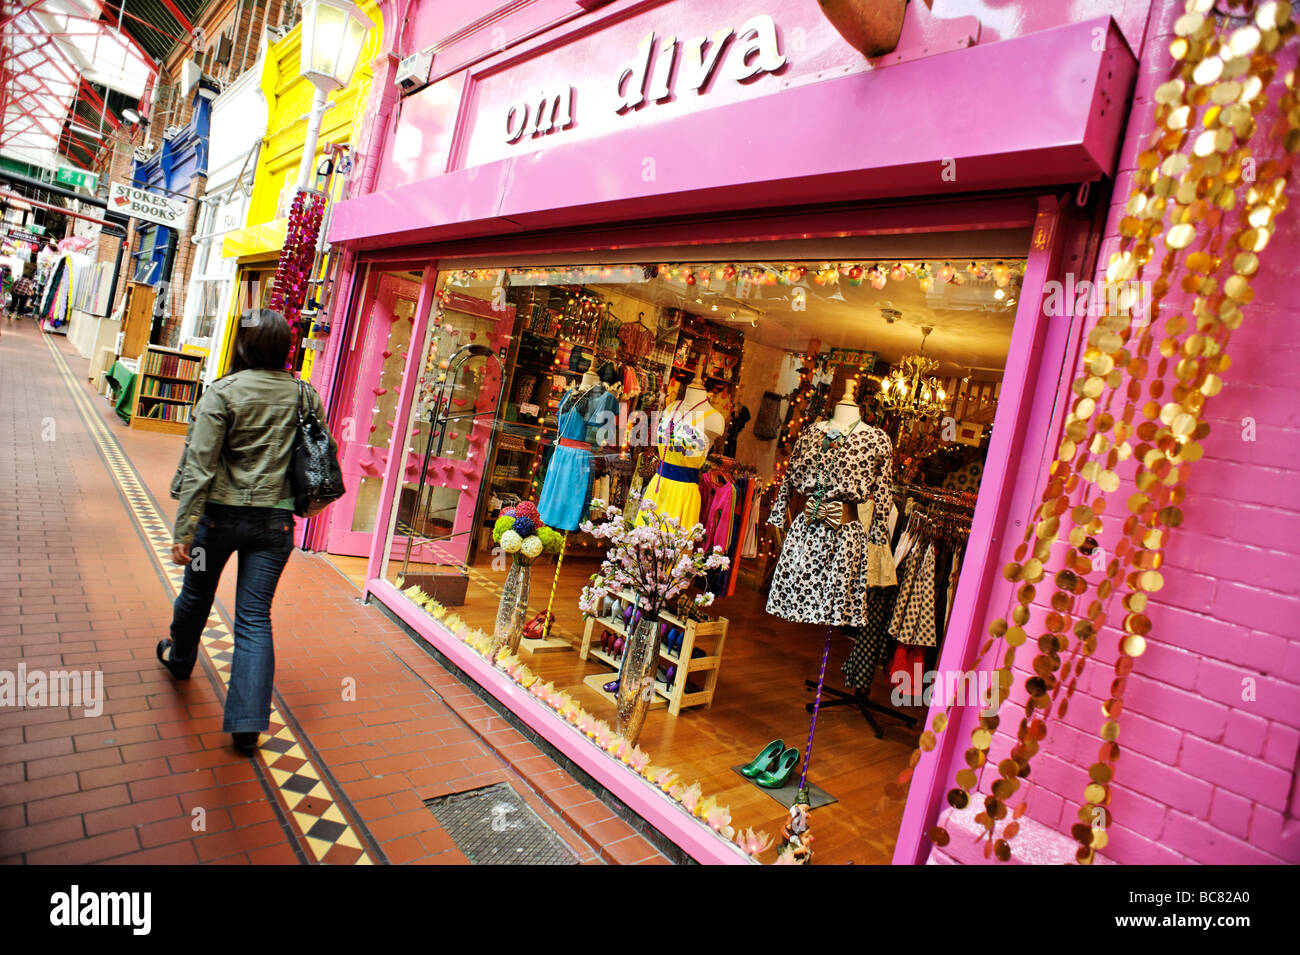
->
<box><xmin>329</xmin><ymin>17</ymin><xmax>1136</xmax><ymax>250</ymax></box>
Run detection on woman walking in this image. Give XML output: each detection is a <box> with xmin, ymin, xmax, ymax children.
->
<box><xmin>159</xmin><ymin>309</ymin><xmax>335</xmax><ymax>754</ymax></box>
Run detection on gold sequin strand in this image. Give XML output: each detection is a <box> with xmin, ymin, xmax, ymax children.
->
<box><xmin>889</xmin><ymin>0</ymin><xmax>1300</xmax><ymax>863</ymax></box>
<box><xmin>1073</xmin><ymin>4</ymin><xmax>1298</xmax><ymax>863</ymax></box>
<box><xmin>958</xmin><ymin>0</ymin><xmax>1217</xmax><ymax>858</ymax></box>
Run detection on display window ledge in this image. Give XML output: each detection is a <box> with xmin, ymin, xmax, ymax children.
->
<box><xmin>366</xmin><ymin>576</ymin><xmax>757</xmax><ymax>865</ymax></box>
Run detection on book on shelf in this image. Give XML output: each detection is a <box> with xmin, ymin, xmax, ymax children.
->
<box><xmin>138</xmin><ymin>398</ymin><xmax>192</xmax><ymax>423</ymax></box>
<box><xmin>142</xmin><ymin>347</ymin><xmax>201</xmax><ymax>381</ymax></box>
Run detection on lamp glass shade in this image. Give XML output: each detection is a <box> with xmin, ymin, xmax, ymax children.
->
<box><xmin>300</xmin><ymin>0</ymin><xmax>373</xmax><ymax>92</ymax></box>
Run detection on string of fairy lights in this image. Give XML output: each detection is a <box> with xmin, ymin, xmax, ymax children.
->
<box><xmin>443</xmin><ymin>259</ymin><xmax>1027</xmax><ymax>293</ymax></box>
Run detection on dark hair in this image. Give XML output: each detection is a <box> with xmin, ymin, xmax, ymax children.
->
<box><xmin>229</xmin><ymin>308</ymin><xmax>291</xmax><ymax>374</ymax></box>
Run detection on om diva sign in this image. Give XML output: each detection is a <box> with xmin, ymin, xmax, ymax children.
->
<box><xmin>504</xmin><ymin>14</ymin><xmax>786</xmax><ymax>144</ymax></box>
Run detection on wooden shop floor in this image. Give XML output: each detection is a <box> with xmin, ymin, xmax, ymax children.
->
<box><xmin>379</xmin><ymin>548</ymin><xmax>925</xmax><ymax>865</ymax></box>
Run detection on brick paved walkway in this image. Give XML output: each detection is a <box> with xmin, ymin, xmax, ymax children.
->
<box><xmin>0</xmin><ymin>319</ymin><xmax>668</xmax><ymax>865</ymax></box>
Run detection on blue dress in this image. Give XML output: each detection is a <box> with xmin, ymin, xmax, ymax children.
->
<box><xmin>538</xmin><ymin>387</ymin><xmax>617</xmax><ymax>531</ymax></box>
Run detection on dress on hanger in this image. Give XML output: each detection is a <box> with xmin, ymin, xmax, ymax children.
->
<box><xmin>891</xmin><ymin>541</ymin><xmax>938</xmax><ymax>647</ymax></box>
<box><xmin>701</xmin><ymin>472</ymin><xmax>735</xmax><ymax>554</ymax></box>
<box><xmin>766</xmin><ymin>422</ymin><xmax>896</xmax><ymax>628</ymax></box>
<box><xmin>538</xmin><ymin>386</ymin><xmax>614</xmax><ymax>531</ymax></box>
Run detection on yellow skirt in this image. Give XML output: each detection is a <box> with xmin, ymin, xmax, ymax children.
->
<box><xmin>641</xmin><ymin>472</ymin><xmax>702</xmax><ymax>529</ymax></box>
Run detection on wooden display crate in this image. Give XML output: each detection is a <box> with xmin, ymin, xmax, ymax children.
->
<box><xmin>580</xmin><ymin>593</ymin><xmax>727</xmax><ymax>717</ymax></box>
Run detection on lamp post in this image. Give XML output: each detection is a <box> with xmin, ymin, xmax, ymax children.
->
<box><xmin>295</xmin><ymin>0</ymin><xmax>374</xmax><ymax>192</ymax></box>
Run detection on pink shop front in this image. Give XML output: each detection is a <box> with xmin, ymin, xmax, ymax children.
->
<box><xmin>300</xmin><ymin>0</ymin><xmax>1300</xmax><ymax>865</ymax></box>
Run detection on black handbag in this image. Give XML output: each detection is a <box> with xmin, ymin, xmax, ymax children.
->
<box><xmin>290</xmin><ymin>380</ymin><xmax>345</xmax><ymax>517</ymax></box>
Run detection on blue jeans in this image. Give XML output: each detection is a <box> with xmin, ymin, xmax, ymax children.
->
<box><xmin>168</xmin><ymin>503</ymin><xmax>295</xmax><ymax>733</ymax></box>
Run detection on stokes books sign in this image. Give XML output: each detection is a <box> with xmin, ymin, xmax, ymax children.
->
<box><xmin>108</xmin><ymin>182</ymin><xmax>188</xmax><ymax>228</ymax></box>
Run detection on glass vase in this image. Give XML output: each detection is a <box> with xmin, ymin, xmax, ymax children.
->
<box><xmin>615</xmin><ymin>609</ymin><xmax>660</xmax><ymax>745</ymax></box>
<box><xmin>490</xmin><ymin>558</ymin><xmax>532</xmax><ymax>659</ymax></box>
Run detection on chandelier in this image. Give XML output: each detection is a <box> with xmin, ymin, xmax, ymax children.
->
<box><xmin>877</xmin><ymin>326</ymin><xmax>948</xmax><ymax>423</ymax></box>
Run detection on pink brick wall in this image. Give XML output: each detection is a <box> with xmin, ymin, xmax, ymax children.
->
<box><xmin>930</xmin><ymin>0</ymin><xmax>1300</xmax><ymax>865</ymax></box>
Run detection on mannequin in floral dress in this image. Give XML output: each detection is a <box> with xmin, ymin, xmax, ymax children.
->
<box><xmin>640</xmin><ymin>370</ymin><xmax>724</xmax><ymax>528</ymax></box>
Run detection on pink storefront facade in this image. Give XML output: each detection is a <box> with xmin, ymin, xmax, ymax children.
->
<box><xmin>302</xmin><ymin>0</ymin><xmax>1300</xmax><ymax>865</ymax></box>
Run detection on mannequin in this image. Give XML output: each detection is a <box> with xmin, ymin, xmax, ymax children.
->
<box><xmin>819</xmin><ymin>379</ymin><xmax>863</xmax><ymax>433</ymax></box>
<box><xmin>538</xmin><ymin>378</ymin><xmax>617</xmax><ymax>531</ymax></box>
<box><xmin>640</xmin><ymin>367</ymin><xmax>725</xmax><ymax>528</ymax></box>
<box><xmin>664</xmin><ymin>368</ymin><xmax>726</xmax><ymax>444</ymax></box>
<box><xmin>765</xmin><ymin>375</ymin><xmax>897</xmax><ymax>626</ymax></box>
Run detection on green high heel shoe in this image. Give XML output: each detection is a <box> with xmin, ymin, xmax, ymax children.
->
<box><xmin>755</xmin><ymin>748</ymin><xmax>800</xmax><ymax>789</ymax></box>
<box><xmin>740</xmin><ymin>740</ymin><xmax>785</xmax><ymax>779</ymax></box>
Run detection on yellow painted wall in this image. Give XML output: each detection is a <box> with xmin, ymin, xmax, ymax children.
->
<box><xmin>249</xmin><ymin>0</ymin><xmax>384</xmax><ymax>226</ymax></box>
<box><xmin>219</xmin><ymin>1</ymin><xmax>385</xmax><ymax>379</ymax></box>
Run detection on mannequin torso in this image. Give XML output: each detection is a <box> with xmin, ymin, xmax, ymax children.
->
<box><xmin>817</xmin><ymin>380</ymin><xmax>863</xmax><ymax>432</ymax></box>
<box><xmin>661</xmin><ymin>382</ymin><xmax>726</xmax><ymax>449</ymax></box>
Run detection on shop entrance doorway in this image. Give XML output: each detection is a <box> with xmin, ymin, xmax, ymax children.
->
<box><xmin>325</xmin><ymin>269</ymin><xmax>423</xmax><ymax>556</ymax></box>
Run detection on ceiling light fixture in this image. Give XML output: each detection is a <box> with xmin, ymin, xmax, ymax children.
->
<box><xmin>877</xmin><ymin>325</ymin><xmax>947</xmax><ymax>424</ymax></box>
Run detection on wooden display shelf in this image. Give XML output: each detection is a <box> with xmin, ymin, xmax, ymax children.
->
<box><xmin>579</xmin><ymin>593</ymin><xmax>727</xmax><ymax>716</ymax></box>
<box><xmin>130</xmin><ymin>344</ymin><xmax>202</xmax><ymax>435</ymax></box>
<box><xmin>580</xmin><ymin>672</ymin><xmax>669</xmax><ymax>711</ymax></box>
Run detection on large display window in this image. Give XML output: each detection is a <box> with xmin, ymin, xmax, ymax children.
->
<box><xmin>374</xmin><ymin>236</ymin><xmax>1030</xmax><ymax>864</ymax></box>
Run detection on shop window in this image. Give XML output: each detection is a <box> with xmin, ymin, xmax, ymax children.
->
<box><xmin>130</xmin><ymin>224</ymin><xmax>177</xmax><ymax>288</ymax></box>
<box><xmin>376</xmin><ymin>251</ymin><xmax>1026</xmax><ymax>864</ymax></box>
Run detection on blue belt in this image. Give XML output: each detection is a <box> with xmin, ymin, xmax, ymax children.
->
<box><xmin>657</xmin><ymin>461</ymin><xmax>701</xmax><ymax>483</ymax></box>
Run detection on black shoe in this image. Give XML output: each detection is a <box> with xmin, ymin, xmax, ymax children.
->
<box><xmin>232</xmin><ymin>732</ymin><xmax>259</xmax><ymax>755</ymax></box>
<box><xmin>156</xmin><ymin>639</ymin><xmax>190</xmax><ymax>680</ymax></box>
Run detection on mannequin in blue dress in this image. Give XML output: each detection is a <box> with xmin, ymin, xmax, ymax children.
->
<box><xmin>537</xmin><ymin>373</ymin><xmax>618</xmax><ymax>531</ymax></box>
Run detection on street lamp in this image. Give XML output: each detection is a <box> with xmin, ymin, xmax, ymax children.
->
<box><xmin>295</xmin><ymin>0</ymin><xmax>374</xmax><ymax>191</ymax></box>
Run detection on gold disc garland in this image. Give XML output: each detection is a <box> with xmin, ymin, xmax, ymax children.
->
<box><xmin>886</xmin><ymin>0</ymin><xmax>1300</xmax><ymax>864</ymax></box>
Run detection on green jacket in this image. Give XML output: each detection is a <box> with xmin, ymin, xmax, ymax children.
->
<box><xmin>170</xmin><ymin>369</ymin><xmax>337</xmax><ymax>545</ymax></box>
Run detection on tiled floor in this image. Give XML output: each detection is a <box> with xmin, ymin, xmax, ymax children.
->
<box><xmin>0</xmin><ymin>319</ymin><xmax>668</xmax><ymax>865</ymax></box>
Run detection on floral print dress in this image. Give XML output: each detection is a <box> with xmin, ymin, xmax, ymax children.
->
<box><xmin>766</xmin><ymin>423</ymin><xmax>897</xmax><ymax>627</ymax></box>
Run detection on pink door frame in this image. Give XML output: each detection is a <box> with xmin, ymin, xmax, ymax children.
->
<box><xmin>362</xmin><ymin>266</ymin><xmax>441</xmax><ymax>595</ymax></box>
<box><xmin>346</xmin><ymin>192</ymin><xmax>1089</xmax><ymax>861</ymax></box>
<box><xmin>326</xmin><ymin>269</ymin><xmax>425</xmax><ymax>556</ymax></box>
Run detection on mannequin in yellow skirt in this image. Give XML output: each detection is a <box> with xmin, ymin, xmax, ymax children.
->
<box><xmin>641</xmin><ymin>371</ymin><xmax>725</xmax><ymax>528</ymax></box>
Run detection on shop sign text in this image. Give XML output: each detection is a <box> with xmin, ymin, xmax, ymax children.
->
<box><xmin>503</xmin><ymin>14</ymin><xmax>786</xmax><ymax>144</ymax></box>
<box><xmin>108</xmin><ymin>182</ymin><xmax>188</xmax><ymax>228</ymax></box>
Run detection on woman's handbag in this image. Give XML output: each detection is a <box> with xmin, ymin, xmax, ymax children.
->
<box><xmin>290</xmin><ymin>380</ymin><xmax>345</xmax><ymax>518</ymax></box>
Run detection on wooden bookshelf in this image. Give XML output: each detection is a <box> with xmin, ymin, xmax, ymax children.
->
<box><xmin>130</xmin><ymin>345</ymin><xmax>202</xmax><ymax>435</ymax></box>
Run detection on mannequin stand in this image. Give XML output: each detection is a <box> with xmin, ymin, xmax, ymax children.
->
<box><xmin>521</xmin><ymin>532</ymin><xmax>570</xmax><ymax>653</ymax></box>
<box><xmin>803</xmin><ymin>681</ymin><xmax>917</xmax><ymax>738</ymax></box>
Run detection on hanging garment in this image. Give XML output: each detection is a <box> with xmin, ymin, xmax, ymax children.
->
<box><xmin>765</xmin><ymin>423</ymin><xmax>897</xmax><ymax>628</ymax></box>
<box><xmin>753</xmin><ymin>391</ymin><xmax>783</xmax><ymax>440</ymax></box>
<box><xmin>742</xmin><ymin>488</ymin><xmax>760</xmax><ymax>559</ymax></box>
<box><xmin>537</xmin><ymin>386</ymin><xmax>613</xmax><ymax>531</ymax></box>
<box><xmin>591</xmin><ymin>473</ymin><xmax>611</xmax><ymax>507</ymax></box>
<box><xmin>723</xmin><ymin>405</ymin><xmax>750</xmax><ymax>458</ymax></box>
<box><xmin>891</xmin><ymin>542</ymin><xmax>938</xmax><ymax>647</ymax></box>
<box><xmin>840</xmin><ymin>585</ymin><xmax>899</xmax><ymax>688</ymax></box>
<box><xmin>701</xmin><ymin>473</ymin><xmax>735</xmax><ymax>555</ymax></box>
<box><xmin>945</xmin><ymin>545</ymin><xmax>963</xmax><ymax>633</ymax></box>
<box><xmin>931</xmin><ymin>541</ymin><xmax>952</xmax><ymax>644</ymax></box>
<box><xmin>887</xmin><ymin>644</ymin><xmax>928</xmax><ymax>705</ymax></box>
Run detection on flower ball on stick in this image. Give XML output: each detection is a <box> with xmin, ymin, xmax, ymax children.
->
<box><xmin>493</xmin><ymin>505</ymin><xmax>563</xmax><ymax>566</ymax></box>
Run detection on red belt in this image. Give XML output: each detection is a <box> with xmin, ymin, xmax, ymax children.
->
<box><xmin>559</xmin><ymin>437</ymin><xmax>591</xmax><ymax>449</ymax></box>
